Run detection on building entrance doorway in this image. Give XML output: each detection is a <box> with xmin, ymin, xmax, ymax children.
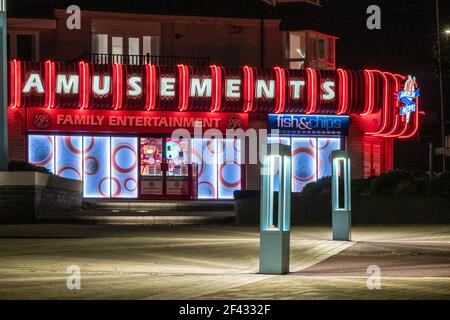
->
<box><xmin>140</xmin><ymin>136</ymin><xmax>197</xmax><ymax>200</ymax></box>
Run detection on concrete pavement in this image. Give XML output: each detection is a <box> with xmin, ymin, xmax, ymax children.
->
<box><xmin>0</xmin><ymin>224</ymin><xmax>449</xmax><ymax>299</ymax></box>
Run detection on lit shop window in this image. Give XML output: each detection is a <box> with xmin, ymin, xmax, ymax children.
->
<box><xmin>55</xmin><ymin>136</ymin><xmax>82</xmax><ymax>180</ymax></box>
<box><xmin>111</xmin><ymin>137</ymin><xmax>138</xmax><ymax>198</ymax></box>
<box><xmin>192</xmin><ymin>138</ymin><xmax>242</xmax><ymax>199</ymax></box>
<box><xmin>83</xmin><ymin>136</ymin><xmax>111</xmax><ymax>198</ymax></box>
<box><xmin>219</xmin><ymin>139</ymin><xmax>242</xmax><ymax>199</ymax></box>
<box><xmin>29</xmin><ymin>135</ymin><xmax>138</xmax><ymax>199</ymax></box>
<box><xmin>285</xmin><ymin>31</ymin><xmax>336</xmax><ymax>70</ymax></box>
<box><xmin>269</xmin><ymin>137</ymin><xmax>341</xmax><ymax>192</ymax></box>
<box><xmin>292</xmin><ymin>138</ymin><xmax>317</xmax><ymax>192</ymax></box>
<box><xmin>28</xmin><ymin>135</ymin><xmax>55</xmax><ymax>174</ymax></box>
<box><xmin>192</xmin><ymin>138</ymin><xmax>218</xmax><ymax>199</ymax></box>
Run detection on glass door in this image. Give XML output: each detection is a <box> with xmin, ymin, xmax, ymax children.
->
<box><xmin>165</xmin><ymin>137</ymin><xmax>190</xmax><ymax>196</ymax></box>
<box><xmin>139</xmin><ymin>136</ymin><xmax>193</xmax><ymax>199</ymax></box>
<box><xmin>140</xmin><ymin>137</ymin><xmax>163</xmax><ymax>196</ymax></box>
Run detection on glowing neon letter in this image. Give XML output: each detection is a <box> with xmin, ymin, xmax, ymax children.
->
<box><xmin>92</xmin><ymin>75</ymin><xmax>111</xmax><ymax>95</ymax></box>
<box><xmin>256</xmin><ymin>80</ymin><xmax>275</xmax><ymax>99</ymax></box>
<box><xmin>322</xmin><ymin>81</ymin><xmax>335</xmax><ymax>101</ymax></box>
<box><xmin>190</xmin><ymin>77</ymin><xmax>212</xmax><ymax>97</ymax></box>
<box><xmin>161</xmin><ymin>77</ymin><xmax>176</xmax><ymax>97</ymax></box>
<box><xmin>56</xmin><ymin>74</ymin><xmax>79</xmax><ymax>94</ymax></box>
<box><xmin>226</xmin><ymin>79</ymin><xmax>241</xmax><ymax>98</ymax></box>
<box><xmin>128</xmin><ymin>76</ymin><xmax>142</xmax><ymax>97</ymax></box>
<box><xmin>22</xmin><ymin>73</ymin><xmax>44</xmax><ymax>94</ymax></box>
<box><xmin>289</xmin><ymin>80</ymin><xmax>305</xmax><ymax>99</ymax></box>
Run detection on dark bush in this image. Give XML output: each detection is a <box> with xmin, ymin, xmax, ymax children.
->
<box><xmin>8</xmin><ymin>161</ymin><xmax>50</xmax><ymax>174</ymax></box>
<box><xmin>411</xmin><ymin>177</ymin><xmax>430</xmax><ymax>194</ymax></box>
<box><xmin>395</xmin><ymin>181</ymin><xmax>417</xmax><ymax>195</ymax></box>
<box><xmin>297</xmin><ymin>170</ymin><xmax>437</xmax><ymax>197</ymax></box>
<box><xmin>301</xmin><ymin>176</ymin><xmax>331</xmax><ymax>197</ymax></box>
<box><xmin>409</xmin><ymin>170</ymin><xmax>429</xmax><ymax>179</ymax></box>
<box><xmin>429</xmin><ymin>172</ymin><xmax>450</xmax><ymax>195</ymax></box>
<box><xmin>352</xmin><ymin>177</ymin><xmax>375</xmax><ymax>196</ymax></box>
<box><xmin>369</xmin><ymin>170</ymin><xmax>413</xmax><ymax>195</ymax></box>
<box><xmin>234</xmin><ymin>169</ymin><xmax>450</xmax><ymax>225</ymax></box>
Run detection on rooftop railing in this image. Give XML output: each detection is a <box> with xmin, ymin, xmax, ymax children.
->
<box><xmin>88</xmin><ymin>53</ymin><xmax>210</xmax><ymax>66</ymax></box>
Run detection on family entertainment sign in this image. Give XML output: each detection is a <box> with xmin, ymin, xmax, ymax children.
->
<box><xmin>27</xmin><ymin>108</ymin><xmax>248</xmax><ymax>134</ymax></box>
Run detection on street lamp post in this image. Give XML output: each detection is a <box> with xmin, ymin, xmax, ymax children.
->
<box><xmin>436</xmin><ymin>0</ymin><xmax>447</xmax><ymax>172</ymax></box>
<box><xmin>0</xmin><ymin>0</ymin><xmax>7</xmax><ymax>171</ymax></box>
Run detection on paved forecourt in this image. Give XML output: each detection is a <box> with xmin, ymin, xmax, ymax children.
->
<box><xmin>0</xmin><ymin>224</ymin><xmax>449</xmax><ymax>299</ymax></box>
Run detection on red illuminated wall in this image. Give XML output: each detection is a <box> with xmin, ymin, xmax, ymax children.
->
<box><xmin>8</xmin><ymin>108</ymin><xmax>26</xmax><ymax>162</ymax></box>
<box><xmin>347</xmin><ymin>115</ymin><xmax>394</xmax><ymax>179</ymax></box>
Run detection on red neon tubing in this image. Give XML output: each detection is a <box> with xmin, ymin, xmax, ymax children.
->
<box><xmin>365</xmin><ymin>70</ymin><xmax>390</xmax><ymax>135</ymax></box>
<box><xmin>377</xmin><ymin>72</ymin><xmax>401</xmax><ymax>137</ymax></box>
<box><xmin>44</xmin><ymin>60</ymin><xmax>55</xmax><ymax>109</ymax></box>
<box><xmin>112</xmin><ymin>63</ymin><xmax>123</xmax><ymax>110</ymax></box>
<box><xmin>210</xmin><ymin>65</ymin><xmax>222</xmax><ymax>112</ymax></box>
<box><xmin>336</xmin><ymin>68</ymin><xmax>349</xmax><ymax>115</ymax></box>
<box><xmin>361</xmin><ymin>69</ymin><xmax>374</xmax><ymax>115</ymax></box>
<box><xmin>145</xmin><ymin>64</ymin><xmax>157</xmax><ymax>111</ymax></box>
<box><xmin>306</xmin><ymin>68</ymin><xmax>317</xmax><ymax>114</ymax></box>
<box><xmin>9</xmin><ymin>59</ymin><xmax>21</xmax><ymax>108</ymax></box>
<box><xmin>274</xmin><ymin>67</ymin><xmax>286</xmax><ymax>114</ymax></box>
<box><xmin>78</xmin><ymin>61</ymin><xmax>90</xmax><ymax>109</ymax></box>
<box><xmin>177</xmin><ymin>64</ymin><xmax>189</xmax><ymax>111</ymax></box>
<box><xmin>387</xmin><ymin>74</ymin><xmax>408</xmax><ymax>137</ymax></box>
<box><xmin>243</xmin><ymin>66</ymin><xmax>254</xmax><ymax>113</ymax></box>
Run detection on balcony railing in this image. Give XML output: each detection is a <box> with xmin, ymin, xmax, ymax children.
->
<box><xmin>88</xmin><ymin>53</ymin><xmax>210</xmax><ymax>66</ymax></box>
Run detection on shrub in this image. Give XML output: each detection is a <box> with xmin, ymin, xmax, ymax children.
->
<box><xmin>369</xmin><ymin>170</ymin><xmax>413</xmax><ymax>195</ymax></box>
<box><xmin>8</xmin><ymin>161</ymin><xmax>50</xmax><ymax>174</ymax></box>
<box><xmin>352</xmin><ymin>177</ymin><xmax>375</xmax><ymax>196</ymax></box>
<box><xmin>395</xmin><ymin>181</ymin><xmax>417</xmax><ymax>195</ymax></box>
<box><xmin>301</xmin><ymin>176</ymin><xmax>331</xmax><ymax>197</ymax></box>
<box><xmin>411</xmin><ymin>177</ymin><xmax>429</xmax><ymax>194</ymax></box>
<box><xmin>429</xmin><ymin>172</ymin><xmax>450</xmax><ymax>195</ymax></box>
<box><xmin>299</xmin><ymin>170</ymin><xmax>435</xmax><ymax>197</ymax></box>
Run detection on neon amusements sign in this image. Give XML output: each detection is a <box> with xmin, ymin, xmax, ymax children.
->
<box><xmin>8</xmin><ymin>60</ymin><xmax>422</xmax><ymax>139</ymax></box>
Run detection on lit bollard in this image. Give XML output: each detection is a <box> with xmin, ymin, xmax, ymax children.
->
<box><xmin>259</xmin><ymin>144</ymin><xmax>291</xmax><ymax>275</ymax></box>
<box><xmin>331</xmin><ymin>150</ymin><xmax>352</xmax><ymax>241</ymax></box>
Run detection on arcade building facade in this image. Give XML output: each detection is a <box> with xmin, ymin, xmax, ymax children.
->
<box><xmin>4</xmin><ymin>3</ymin><xmax>422</xmax><ymax>201</ymax></box>
<box><xmin>7</xmin><ymin>61</ymin><xmax>420</xmax><ymax>200</ymax></box>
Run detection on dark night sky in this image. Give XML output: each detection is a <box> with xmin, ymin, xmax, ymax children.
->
<box><xmin>281</xmin><ymin>0</ymin><xmax>449</xmax><ymax>170</ymax></box>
